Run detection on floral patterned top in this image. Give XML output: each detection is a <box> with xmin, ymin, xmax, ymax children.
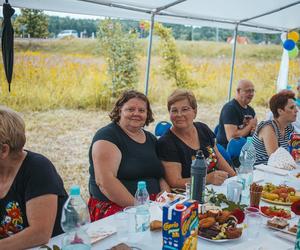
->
<box><xmin>0</xmin><ymin>151</ymin><xmax>68</xmax><ymax>239</ymax></box>
<box><xmin>157</xmin><ymin>122</ymin><xmax>219</xmax><ymax>178</ymax></box>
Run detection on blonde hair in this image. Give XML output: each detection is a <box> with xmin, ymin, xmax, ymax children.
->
<box><xmin>167</xmin><ymin>89</ymin><xmax>197</xmax><ymax>111</ymax></box>
<box><xmin>0</xmin><ymin>106</ymin><xmax>26</xmax><ymax>152</ymax></box>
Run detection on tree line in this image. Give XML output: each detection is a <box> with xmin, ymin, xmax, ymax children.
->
<box><xmin>8</xmin><ymin>8</ymin><xmax>282</xmax><ymax>44</ymax></box>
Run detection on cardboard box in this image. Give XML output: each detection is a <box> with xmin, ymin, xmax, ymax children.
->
<box><xmin>162</xmin><ymin>198</ymin><xmax>198</xmax><ymax>250</ymax></box>
<box><xmin>289</xmin><ymin>133</ymin><xmax>300</xmax><ymax>162</ymax></box>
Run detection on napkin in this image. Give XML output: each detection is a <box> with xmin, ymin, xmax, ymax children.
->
<box><xmin>255</xmin><ymin>164</ymin><xmax>289</xmax><ymax>176</ymax></box>
<box><xmin>87</xmin><ymin>226</ymin><xmax>116</xmax><ymax>244</ymax></box>
<box><xmin>268</xmin><ymin>147</ymin><xmax>297</xmax><ymax>170</ymax></box>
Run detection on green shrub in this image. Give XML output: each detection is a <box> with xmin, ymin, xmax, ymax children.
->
<box><xmin>97</xmin><ymin>19</ymin><xmax>139</xmax><ymax>98</ymax></box>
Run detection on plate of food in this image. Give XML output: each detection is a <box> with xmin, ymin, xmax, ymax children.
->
<box><xmin>266</xmin><ymin>217</ymin><xmax>297</xmax><ymax>236</ymax></box>
<box><xmin>198</xmin><ymin>210</ymin><xmax>243</xmax><ymax>242</ymax></box>
<box><xmin>260</xmin><ymin>206</ymin><xmax>294</xmax><ymax>219</ymax></box>
<box><xmin>261</xmin><ymin>183</ymin><xmax>300</xmax><ymax>205</ymax></box>
<box><xmin>198</xmin><ymin>234</ymin><xmax>242</xmax><ymax>243</ymax></box>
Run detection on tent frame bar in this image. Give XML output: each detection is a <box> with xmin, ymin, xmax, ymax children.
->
<box><xmin>239</xmin><ymin>1</ymin><xmax>300</xmax><ymax>24</ymax></box>
<box><xmin>143</xmin><ymin>0</ymin><xmax>187</xmax><ymax>95</ymax></box>
<box><xmin>79</xmin><ymin>0</ymin><xmax>300</xmax><ymax>97</ymax></box>
<box><xmin>228</xmin><ymin>24</ymin><xmax>238</xmax><ymax>101</ymax></box>
<box><xmin>226</xmin><ymin>1</ymin><xmax>300</xmax><ymax>100</ymax></box>
<box><xmin>78</xmin><ymin>0</ymin><xmax>298</xmax><ymax>32</ymax></box>
<box><xmin>155</xmin><ymin>0</ymin><xmax>186</xmax><ymax>13</ymax></box>
<box><xmin>144</xmin><ymin>13</ymin><xmax>155</xmax><ymax>96</ymax></box>
<box><xmin>79</xmin><ymin>0</ymin><xmax>152</xmax><ymax>14</ymax></box>
<box><xmin>157</xmin><ymin>12</ymin><xmax>288</xmax><ymax>33</ymax></box>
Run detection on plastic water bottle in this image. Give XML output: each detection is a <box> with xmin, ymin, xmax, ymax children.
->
<box><xmin>295</xmin><ymin>218</ymin><xmax>300</xmax><ymax>250</ymax></box>
<box><xmin>190</xmin><ymin>150</ymin><xmax>208</xmax><ymax>204</ymax></box>
<box><xmin>134</xmin><ymin>181</ymin><xmax>150</xmax><ymax>232</ymax></box>
<box><xmin>238</xmin><ymin>137</ymin><xmax>256</xmax><ymax>198</ymax></box>
<box><xmin>61</xmin><ymin>185</ymin><xmax>91</xmax><ymax>250</ymax></box>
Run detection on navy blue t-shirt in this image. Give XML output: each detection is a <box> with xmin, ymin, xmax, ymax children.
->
<box><xmin>217</xmin><ymin>99</ymin><xmax>255</xmax><ymax>148</ymax></box>
<box><xmin>89</xmin><ymin>122</ymin><xmax>164</xmax><ymax>201</ymax></box>
<box><xmin>0</xmin><ymin>151</ymin><xmax>68</xmax><ymax>239</ymax></box>
<box><xmin>157</xmin><ymin>122</ymin><xmax>219</xmax><ymax>178</ymax></box>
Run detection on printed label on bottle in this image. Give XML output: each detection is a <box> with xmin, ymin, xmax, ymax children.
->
<box><xmin>237</xmin><ymin>178</ymin><xmax>246</xmax><ymax>190</ymax></box>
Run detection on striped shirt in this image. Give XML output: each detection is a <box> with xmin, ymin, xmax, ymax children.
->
<box><xmin>252</xmin><ymin>120</ymin><xmax>294</xmax><ymax>165</ymax></box>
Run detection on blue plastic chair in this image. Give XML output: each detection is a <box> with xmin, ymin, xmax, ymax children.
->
<box><xmin>226</xmin><ymin>137</ymin><xmax>247</xmax><ymax>161</ymax></box>
<box><xmin>155</xmin><ymin>121</ymin><xmax>172</xmax><ymax>137</ymax></box>
<box><xmin>216</xmin><ymin>143</ymin><xmax>232</xmax><ymax>165</ymax></box>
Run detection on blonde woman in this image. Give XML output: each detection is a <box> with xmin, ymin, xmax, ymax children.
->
<box><xmin>0</xmin><ymin>106</ymin><xmax>68</xmax><ymax>249</ymax></box>
<box><xmin>157</xmin><ymin>89</ymin><xmax>236</xmax><ymax>188</ymax></box>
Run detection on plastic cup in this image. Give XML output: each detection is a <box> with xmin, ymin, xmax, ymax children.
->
<box><xmin>227</xmin><ymin>181</ymin><xmax>242</xmax><ymax>203</ymax></box>
<box><xmin>114</xmin><ymin>212</ymin><xmax>129</xmax><ymax>242</ymax></box>
<box><xmin>123</xmin><ymin>206</ymin><xmax>140</xmax><ymax>244</ymax></box>
<box><xmin>245</xmin><ymin>212</ymin><xmax>262</xmax><ymax>240</ymax></box>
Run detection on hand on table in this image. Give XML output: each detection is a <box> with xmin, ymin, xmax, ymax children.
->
<box><xmin>207</xmin><ymin>170</ymin><xmax>229</xmax><ymax>185</ymax></box>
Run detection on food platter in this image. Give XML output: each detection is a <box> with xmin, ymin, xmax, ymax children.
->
<box><xmin>261</xmin><ymin>183</ymin><xmax>300</xmax><ymax>206</ymax></box>
<box><xmin>198</xmin><ymin>235</ymin><xmax>241</xmax><ymax>243</ymax></box>
<box><xmin>261</xmin><ymin>197</ymin><xmax>292</xmax><ymax>206</ymax></box>
<box><xmin>266</xmin><ymin>224</ymin><xmax>296</xmax><ymax>236</ymax></box>
<box><xmin>260</xmin><ymin>206</ymin><xmax>295</xmax><ymax>219</ymax></box>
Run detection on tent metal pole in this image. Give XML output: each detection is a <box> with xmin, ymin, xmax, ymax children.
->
<box><xmin>228</xmin><ymin>24</ymin><xmax>239</xmax><ymax>101</ymax></box>
<box><xmin>144</xmin><ymin>13</ymin><xmax>155</xmax><ymax>96</ymax></box>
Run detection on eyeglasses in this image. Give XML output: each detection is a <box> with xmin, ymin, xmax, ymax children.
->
<box><xmin>123</xmin><ymin>108</ymin><xmax>146</xmax><ymax>114</ymax></box>
<box><xmin>170</xmin><ymin>106</ymin><xmax>193</xmax><ymax>115</ymax></box>
<box><xmin>241</xmin><ymin>89</ymin><xmax>255</xmax><ymax>94</ymax></box>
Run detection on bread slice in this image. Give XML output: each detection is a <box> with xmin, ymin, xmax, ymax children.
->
<box><xmin>267</xmin><ymin>217</ymin><xmax>289</xmax><ymax>229</ymax></box>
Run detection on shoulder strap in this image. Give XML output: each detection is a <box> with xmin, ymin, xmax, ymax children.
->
<box><xmin>271</xmin><ymin>120</ymin><xmax>281</xmax><ymax>147</ymax></box>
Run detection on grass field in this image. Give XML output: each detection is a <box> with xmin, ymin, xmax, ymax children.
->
<box><xmin>1</xmin><ymin>39</ymin><xmax>299</xmax><ymax>111</ymax></box>
<box><xmin>1</xmin><ymin>38</ymin><xmax>299</xmax><ymax>198</ymax></box>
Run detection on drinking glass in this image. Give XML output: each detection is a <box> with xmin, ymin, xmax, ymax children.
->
<box><xmin>114</xmin><ymin>212</ymin><xmax>129</xmax><ymax>242</ymax></box>
<box><xmin>245</xmin><ymin>212</ymin><xmax>262</xmax><ymax>241</ymax></box>
<box><xmin>227</xmin><ymin>181</ymin><xmax>242</xmax><ymax>203</ymax></box>
<box><xmin>123</xmin><ymin>206</ymin><xmax>146</xmax><ymax>244</ymax></box>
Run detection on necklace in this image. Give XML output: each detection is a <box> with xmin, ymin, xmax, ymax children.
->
<box><xmin>119</xmin><ymin>124</ymin><xmax>145</xmax><ymax>143</ymax></box>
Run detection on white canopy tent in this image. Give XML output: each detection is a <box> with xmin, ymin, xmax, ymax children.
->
<box><xmin>4</xmin><ymin>0</ymin><xmax>300</xmax><ymax>98</ymax></box>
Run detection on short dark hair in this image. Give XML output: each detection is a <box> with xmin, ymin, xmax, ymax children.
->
<box><xmin>270</xmin><ymin>90</ymin><xmax>295</xmax><ymax>118</ymax></box>
<box><xmin>167</xmin><ymin>89</ymin><xmax>197</xmax><ymax>111</ymax></box>
<box><xmin>109</xmin><ymin>90</ymin><xmax>154</xmax><ymax>126</ymax></box>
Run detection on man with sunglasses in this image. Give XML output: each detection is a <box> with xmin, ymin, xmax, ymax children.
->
<box><xmin>216</xmin><ymin>79</ymin><xmax>257</xmax><ymax>149</ymax></box>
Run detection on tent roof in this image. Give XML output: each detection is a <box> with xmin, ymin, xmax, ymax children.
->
<box><xmin>6</xmin><ymin>0</ymin><xmax>300</xmax><ymax>33</ymax></box>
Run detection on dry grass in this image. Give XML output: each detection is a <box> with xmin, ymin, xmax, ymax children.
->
<box><xmin>22</xmin><ymin>104</ymin><xmax>267</xmax><ymax>200</ymax></box>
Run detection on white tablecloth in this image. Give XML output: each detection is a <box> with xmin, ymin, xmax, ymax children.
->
<box><xmin>34</xmin><ymin>169</ymin><xmax>300</xmax><ymax>250</ymax></box>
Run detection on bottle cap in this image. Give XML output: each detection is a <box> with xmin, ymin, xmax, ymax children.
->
<box><xmin>246</xmin><ymin>137</ymin><xmax>253</xmax><ymax>143</ymax></box>
<box><xmin>196</xmin><ymin>150</ymin><xmax>204</xmax><ymax>158</ymax></box>
<box><xmin>70</xmin><ymin>185</ymin><xmax>80</xmax><ymax>195</ymax></box>
<box><xmin>137</xmin><ymin>181</ymin><xmax>146</xmax><ymax>190</ymax></box>
<box><xmin>175</xmin><ymin>204</ymin><xmax>185</xmax><ymax>210</ymax></box>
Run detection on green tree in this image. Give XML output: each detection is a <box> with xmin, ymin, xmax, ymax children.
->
<box><xmin>14</xmin><ymin>9</ymin><xmax>49</xmax><ymax>38</ymax></box>
<box><xmin>97</xmin><ymin>19</ymin><xmax>139</xmax><ymax>97</ymax></box>
<box><xmin>143</xmin><ymin>21</ymin><xmax>194</xmax><ymax>88</ymax></box>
